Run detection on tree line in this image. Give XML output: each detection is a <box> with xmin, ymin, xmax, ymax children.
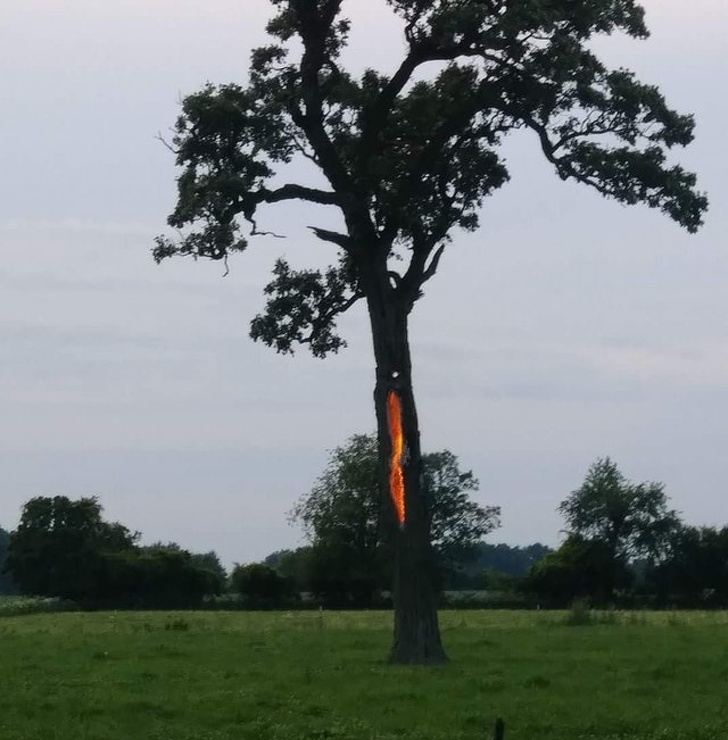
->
<box><xmin>0</xmin><ymin>497</ymin><xmax>226</xmax><ymax>608</ymax></box>
<box><xmin>2</xmin><ymin>444</ymin><xmax>726</xmax><ymax>610</ymax></box>
<box><xmin>527</xmin><ymin>458</ymin><xmax>728</xmax><ymax>609</ymax></box>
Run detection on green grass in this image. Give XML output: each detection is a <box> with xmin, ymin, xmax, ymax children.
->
<box><xmin>0</xmin><ymin>609</ymin><xmax>727</xmax><ymax>740</ymax></box>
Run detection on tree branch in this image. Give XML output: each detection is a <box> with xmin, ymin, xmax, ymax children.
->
<box><xmin>295</xmin><ymin>1</ymin><xmax>355</xmax><ymax>194</ymax></box>
<box><xmin>360</xmin><ymin>52</ymin><xmax>421</xmax><ymax>154</ymax></box>
<box><xmin>422</xmin><ymin>244</ymin><xmax>446</xmax><ymax>284</ymax></box>
<box><xmin>260</xmin><ymin>184</ymin><xmax>341</xmax><ymax>206</ymax></box>
<box><xmin>302</xmin><ymin>289</ymin><xmax>365</xmax><ymax>348</ymax></box>
<box><xmin>308</xmin><ymin>226</ymin><xmax>352</xmax><ymax>250</ymax></box>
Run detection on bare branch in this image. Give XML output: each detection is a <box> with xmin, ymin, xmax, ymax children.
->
<box><xmin>155</xmin><ymin>131</ymin><xmax>178</xmax><ymax>155</ymax></box>
<box><xmin>308</xmin><ymin>227</ymin><xmax>351</xmax><ymax>250</ymax></box>
<box><xmin>249</xmin><ymin>215</ymin><xmax>286</xmax><ymax>239</ymax></box>
<box><xmin>422</xmin><ymin>244</ymin><xmax>446</xmax><ymax>284</ymax></box>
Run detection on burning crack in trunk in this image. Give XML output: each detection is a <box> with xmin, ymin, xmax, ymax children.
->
<box><xmin>387</xmin><ymin>389</ymin><xmax>406</xmax><ymax>528</ymax></box>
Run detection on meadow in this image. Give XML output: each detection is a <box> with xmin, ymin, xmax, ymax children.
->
<box><xmin>1</xmin><ymin>606</ymin><xmax>727</xmax><ymax>740</ymax></box>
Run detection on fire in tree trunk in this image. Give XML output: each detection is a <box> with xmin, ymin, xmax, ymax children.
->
<box><xmin>369</xmin><ymin>289</ymin><xmax>448</xmax><ymax>665</ymax></box>
<box><xmin>386</xmin><ymin>390</ymin><xmax>406</xmax><ymax>528</ymax></box>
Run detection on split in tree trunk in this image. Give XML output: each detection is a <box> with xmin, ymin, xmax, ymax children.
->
<box><xmin>367</xmin><ymin>286</ymin><xmax>447</xmax><ymax>665</ymax></box>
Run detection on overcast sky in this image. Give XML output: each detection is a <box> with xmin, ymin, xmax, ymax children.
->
<box><xmin>2</xmin><ymin>1</ymin><xmax>727</xmax><ymax>568</ymax></box>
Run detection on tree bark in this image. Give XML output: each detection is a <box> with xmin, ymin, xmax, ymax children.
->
<box><xmin>364</xmin><ymin>274</ymin><xmax>448</xmax><ymax>665</ymax></box>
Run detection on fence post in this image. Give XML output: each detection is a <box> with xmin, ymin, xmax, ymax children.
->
<box><xmin>493</xmin><ymin>718</ymin><xmax>505</xmax><ymax>740</ymax></box>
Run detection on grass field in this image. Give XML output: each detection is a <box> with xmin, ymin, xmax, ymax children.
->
<box><xmin>1</xmin><ymin>608</ymin><xmax>727</xmax><ymax>740</ymax></box>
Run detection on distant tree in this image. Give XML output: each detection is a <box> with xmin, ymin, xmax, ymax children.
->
<box><xmin>525</xmin><ymin>535</ymin><xmax>631</xmax><ymax>606</ymax></box>
<box><xmin>447</xmin><ymin>542</ymin><xmax>553</xmax><ymax>589</ymax></box>
<box><xmin>155</xmin><ymin>0</ymin><xmax>707</xmax><ymax>664</ymax></box>
<box><xmin>291</xmin><ymin>434</ymin><xmax>500</xmax><ymax>603</ymax></box>
<box><xmin>0</xmin><ymin>526</ymin><xmax>16</xmax><ymax>594</ymax></box>
<box><xmin>291</xmin><ymin>435</ymin><xmax>385</xmax><ymax>605</ymax></box>
<box><xmin>263</xmin><ymin>549</ymin><xmax>294</xmax><ymax>570</ymax></box>
<box><xmin>190</xmin><ymin>551</ymin><xmax>228</xmax><ymax>595</ymax></box>
<box><xmin>264</xmin><ymin>547</ymin><xmax>317</xmax><ymax>594</ymax></box>
<box><xmin>231</xmin><ymin>563</ymin><xmax>294</xmax><ymax>606</ymax></box>
<box><xmin>650</xmin><ymin>525</ymin><xmax>728</xmax><ymax>607</ymax></box>
<box><xmin>103</xmin><ymin>547</ymin><xmax>214</xmax><ymax>609</ymax></box>
<box><xmin>424</xmin><ymin>450</ymin><xmax>501</xmax><ymax>577</ymax></box>
<box><xmin>141</xmin><ymin>542</ymin><xmax>227</xmax><ymax>595</ymax></box>
<box><xmin>6</xmin><ymin>496</ymin><xmax>138</xmax><ymax>600</ymax></box>
<box><xmin>475</xmin><ymin>543</ymin><xmax>553</xmax><ymax>576</ymax></box>
<box><xmin>559</xmin><ymin>458</ymin><xmax>681</xmax><ymax>565</ymax></box>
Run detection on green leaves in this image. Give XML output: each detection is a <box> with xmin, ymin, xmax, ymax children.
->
<box><xmin>249</xmin><ymin>256</ymin><xmax>363</xmax><ymax>358</ymax></box>
<box><xmin>6</xmin><ymin>496</ymin><xmax>139</xmax><ymax>600</ymax></box>
<box><xmin>156</xmin><ymin>0</ymin><xmax>708</xmax><ymax>357</ymax></box>
<box><xmin>423</xmin><ymin>450</ymin><xmax>501</xmax><ymax>566</ymax></box>
<box><xmin>558</xmin><ymin>144</ymin><xmax>707</xmax><ymax>233</ymax></box>
<box><xmin>385</xmin><ymin>0</ymin><xmax>648</xmax><ymax>46</ymax></box>
<box><xmin>559</xmin><ymin>458</ymin><xmax>681</xmax><ymax>562</ymax></box>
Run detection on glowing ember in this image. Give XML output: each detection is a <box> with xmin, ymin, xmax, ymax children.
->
<box><xmin>387</xmin><ymin>390</ymin><xmax>406</xmax><ymax>527</ymax></box>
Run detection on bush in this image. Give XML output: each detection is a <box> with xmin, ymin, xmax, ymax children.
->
<box><xmin>231</xmin><ymin>563</ymin><xmax>295</xmax><ymax>607</ymax></box>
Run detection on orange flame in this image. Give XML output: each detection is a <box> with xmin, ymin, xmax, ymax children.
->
<box><xmin>387</xmin><ymin>390</ymin><xmax>406</xmax><ymax>527</ymax></box>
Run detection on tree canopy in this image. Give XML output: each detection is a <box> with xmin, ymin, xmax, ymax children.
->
<box><xmin>231</xmin><ymin>562</ymin><xmax>296</xmax><ymax>606</ymax></box>
<box><xmin>524</xmin><ymin>458</ymin><xmax>681</xmax><ymax>605</ymax></box>
<box><xmin>155</xmin><ymin>0</ymin><xmax>707</xmax><ymax>357</ymax></box>
<box><xmin>559</xmin><ymin>457</ymin><xmax>680</xmax><ymax>563</ymax></box>
<box><xmin>526</xmin><ymin>534</ymin><xmax>632</xmax><ymax>606</ymax></box>
<box><xmin>6</xmin><ymin>496</ymin><xmax>138</xmax><ymax>600</ymax></box>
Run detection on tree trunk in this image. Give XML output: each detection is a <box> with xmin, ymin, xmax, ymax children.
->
<box><xmin>365</xmin><ymin>279</ymin><xmax>448</xmax><ymax>665</ymax></box>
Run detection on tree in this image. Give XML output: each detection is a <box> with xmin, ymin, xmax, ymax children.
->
<box><xmin>290</xmin><ymin>434</ymin><xmax>500</xmax><ymax>602</ymax></box>
<box><xmin>0</xmin><ymin>526</ymin><xmax>16</xmax><ymax>594</ymax></box>
<box><xmin>190</xmin><ymin>551</ymin><xmax>228</xmax><ymax>595</ymax></box>
<box><xmin>525</xmin><ymin>534</ymin><xmax>631</xmax><ymax>606</ymax></box>
<box><xmin>559</xmin><ymin>458</ymin><xmax>681</xmax><ymax>565</ymax></box>
<box><xmin>231</xmin><ymin>563</ymin><xmax>295</xmax><ymax>605</ymax></box>
<box><xmin>423</xmin><ymin>450</ymin><xmax>501</xmax><ymax>578</ymax></box>
<box><xmin>472</xmin><ymin>543</ymin><xmax>553</xmax><ymax>577</ymax></box>
<box><xmin>264</xmin><ymin>547</ymin><xmax>316</xmax><ymax>593</ymax></box>
<box><xmin>141</xmin><ymin>542</ymin><xmax>228</xmax><ymax>595</ymax></box>
<box><xmin>6</xmin><ymin>496</ymin><xmax>138</xmax><ymax>600</ymax></box>
<box><xmin>155</xmin><ymin>1</ymin><xmax>707</xmax><ymax>663</ymax></box>
<box><xmin>292</xmin><ymin>435</ymin><xmax>385</xmax><ymax>605</ymax></box>
<box><xmin>447</xmin><ymin>542</ymin><xmax>552</xmax><ymax>589</ymax></box>
<box><xmin>101</xmin><ymin>547</ymin><xmax>215</xmax><ymax>609</ymax></box>
<box><xmin>650</xmin><ymin>525</ymin><xmax>728</xmax><ymax>607</ymax></box>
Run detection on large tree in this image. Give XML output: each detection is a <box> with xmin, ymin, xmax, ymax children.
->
<box><xmin>155</xmin><ymin>0</ymin><xmax>707</xmax><ymax>663</ymax></box>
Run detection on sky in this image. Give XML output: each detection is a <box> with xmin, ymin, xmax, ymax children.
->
<box><xmin>2</xmin><ymin>1</ymin><xmax>727</xmax><ymax>568</ymax></box>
